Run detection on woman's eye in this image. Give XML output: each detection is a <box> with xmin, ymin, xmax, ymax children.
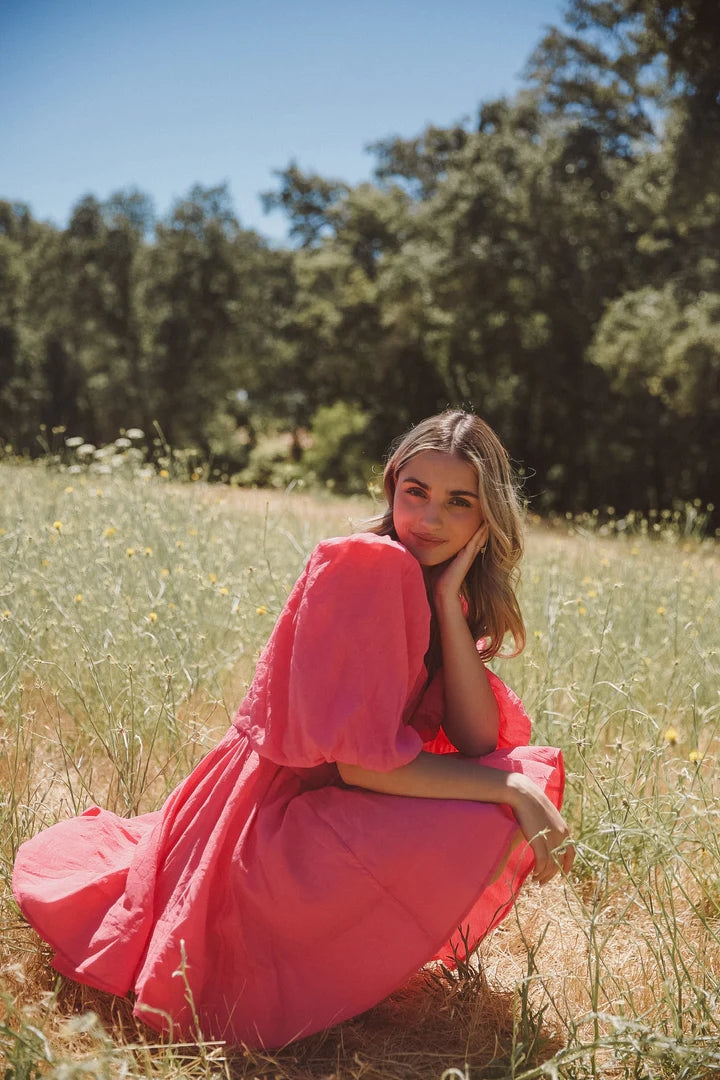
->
<box><xmin>405</xmin><ymin>487</ymin><xmax>426</xmax><ymax>498</ymax></box>
<box><xmin>450</xmin><ymin>498</ymin><xmax>472</xmax><ymax>508</ymax></box>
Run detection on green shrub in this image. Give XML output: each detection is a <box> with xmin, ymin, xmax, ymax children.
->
<box><xmin>303</xmin><ymin>402</ymin><xmax>376</xmax><ymax>494</ymax></box>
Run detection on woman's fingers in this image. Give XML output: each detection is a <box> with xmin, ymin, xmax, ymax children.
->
<box><xmin>433</xmin><ymin>527</ymin><xmax>488</xmax><ymax>600</ymax></box>
<box><xmin>561</xmin><ymin>840</ymin><xmax>576</xmax><ymax>875</ymax></box>
<box><xmin>531</xmin><ymin>838</ymin><xmax>553</xmax><ymax>885</ymax></box>
<box><xmin>530</xmin><ymin>830</ymin><xmax>575</xmax><ymax>885</ymax></box>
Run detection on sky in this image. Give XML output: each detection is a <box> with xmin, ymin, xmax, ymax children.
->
<box><xmin>1</xmin><ymin>0</ymin><xmax>566</xmax><ymax>243</ymax></box>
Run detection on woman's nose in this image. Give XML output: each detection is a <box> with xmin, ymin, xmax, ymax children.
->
<box><xmin>421</xmin><ymin>501</ymin><xmax>442</xmax><ymax>526</ymax></box>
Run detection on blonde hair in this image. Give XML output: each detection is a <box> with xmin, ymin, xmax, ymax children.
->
<box><xmin>368</xmin><ymin>410</ymin><xmax>525</xmax><ymax>667</ymax></box>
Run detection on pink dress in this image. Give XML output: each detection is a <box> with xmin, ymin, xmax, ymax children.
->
<box><xmin>13</xmin><ymin>533</ymin><xmax>564</xmax><ymax>1049</ymax></box>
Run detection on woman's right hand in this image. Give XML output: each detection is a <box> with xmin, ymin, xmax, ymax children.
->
<box><xmin>506</xmin><ymin>773</ymin><xmax>575</xmax><ymax>885</ymax></box>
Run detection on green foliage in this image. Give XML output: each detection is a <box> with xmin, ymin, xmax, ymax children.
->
<box><xmin>590</xmin><ymin>285</ymin><xmax>720</xmax><ymax>417</ymax></box>
<box><xmin>261</xmin><ymin>163</ymin><xmax>350</xmax><ymax>248</ymax></box>
<box><xmin>303</xmin><ymin>401</ymin><xmax>374</xmax><ymax>493</ymax></box>
<box><xmin>234</xmin><ymin>435</ymin><xmax>307</xmax><ymax>489</ymax></box>
<box><xmin>2</xmin><ymin>0</ymin><xmax>720</xmax><ymax>517</ymax></box>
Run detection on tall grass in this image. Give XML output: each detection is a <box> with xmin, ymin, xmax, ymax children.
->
<box><xmin>1</xmin><ymin>461</ymin><xmax>719</xmax><ymax>1078</ymax></box>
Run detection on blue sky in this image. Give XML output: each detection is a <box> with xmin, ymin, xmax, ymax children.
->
<box><xmin>2</xmin><ymin>0</ymin><xmax>566</xmax><ymax>242</ymax></box>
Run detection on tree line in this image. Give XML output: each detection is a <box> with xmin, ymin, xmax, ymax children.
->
<box><xmin>1</xmin><ymin>0</ymin><xmax>719</xmax><ymax>516</ymax></box>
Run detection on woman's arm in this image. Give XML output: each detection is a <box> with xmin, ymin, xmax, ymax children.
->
<box><xmin>432</xmin><ymin>528</ymin><xmax>499</xmax><ymax>756</ymax></box>
<box><xmin>434</xmin><ymin>589</ymin><xmax>499</xmax><ymax>754</ymax></box>
<box><xmin>337</xmin><ymin>752</ymin><xmax>574</xmax><ymax>884</ymax></box>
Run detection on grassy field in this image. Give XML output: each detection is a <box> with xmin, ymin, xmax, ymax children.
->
<box><xmin>1</xmin><ymin>460</ymin><xmax>719</xmax><ymax>1079</ymax></box>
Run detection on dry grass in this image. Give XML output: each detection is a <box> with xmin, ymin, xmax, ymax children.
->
<box><xmin>2</xmin><ymin>463</ymin><xmax>720</xmax><ymax>1078</ymax></box>
<box><xmin>1</xmin><ymin>934</ymin><xmax>563</xmax><ymax>1080</ymax></box>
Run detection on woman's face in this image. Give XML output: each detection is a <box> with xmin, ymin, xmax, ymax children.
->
<box><xmin>392</xmin><ymin>450</ymin><xmax>486</xmax><ymax>567</ymax></box>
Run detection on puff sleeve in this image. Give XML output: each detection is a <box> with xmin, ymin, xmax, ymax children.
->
<box><xmin>233</xmin><ymin>534</ymin><xmax>431</xmax><ymax>771</ymax></box>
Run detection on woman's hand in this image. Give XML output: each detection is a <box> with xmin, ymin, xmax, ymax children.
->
<box><xmin>432</xmin><ymin>525</ymin><xmax>488</xmax><ymax>607</ymax></box>
<box><xmin>507</xmin><ymin>773</ymin><xmax>575</xmax><ymax>885</ymax></box>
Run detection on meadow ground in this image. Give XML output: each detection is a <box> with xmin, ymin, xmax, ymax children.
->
<box><xmin>1</xmin><ymin>461</ymin><xmax>719</xmax><ymax>1079</ymax></box>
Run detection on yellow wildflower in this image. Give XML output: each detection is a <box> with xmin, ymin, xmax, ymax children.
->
<box><xmin>74</xmin><ymin>594</ymin><xmax>83</xmax><ymax>604</ymax></box>
<box><xmin>176</xmin><ymin>540</ymin><xmax>183</xmax><ymax>549</ymax></box>
<box><xmin>148</xmin><ymin>612</ymin><xmax>158</xmax><ymax>623</ymax></box>
<box><xmin>145</xmin><ymin>547</ymin><xmax>153</xmax><ymax>556</ymax></box>
<box><xmin>126</xmin><ymin>547</ymin><xmax>135</xmax><ymax>557</ymax></box>
<box><xmin>209</xmin><ymin>572</ymin><xmax>217</xmax><ymax>584</ymax></box>
<box><xmin>2</xmin><ymin>609</ymin><xmax>10</xmax><ymax>619</ymax></box>
<box><xmin>689</xmin><ymin>750</ymin><xmax>700</xmax><ymax>764</ymax></box>
<box><xmin>256</xmin><ymin>606</ymin><xmax>268</xmax><ymax>616</ymax></box>
<box><xmin>53</xmin><ymin>520</ymin><xmax>63</xmax><ymax>531</ymax></box>
<box><xmin>161</xmin><ymin>568</ymin><xmax>170</xmax><ymax>577</ymax></box>
<box><xmin>159</xmin><ymin>469</ymin><xmax>169</xmax><ymax>478</ymax></box>
<box><xmin>219</xmin><ymin>587</ymin><xmax>229</xmax><ymax>596</ymax></box>
<box><xmin>656</xmin><ymin>606</ymin><xmax>666</xmax><ymax>616</ymax></box>
<box><xmin>64</xmin><ymin>485</ymin><xmax>74</xmax><ymax>494</ymax></box>
<box><xmin>578</xmin><ymin>606</ymin><xmax>587</xmax><ymax>616</ymax></box>
<box><xmin>664</xmin><ymin>727</ymin><xmax>678</xmax><ymax>746</ymax></box>
<box><xmin>533</xmin><ymin>630</ymin><xmax>542</xmax><ymax>639</ymax></box>
<box><xmin>103</xmin><ymin>526</ymin><xmax>116</xmax><ymax>538</ymax></box>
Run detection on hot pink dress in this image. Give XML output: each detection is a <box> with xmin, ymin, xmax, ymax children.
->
<box><xmin>13</xmin><ymin>533</ymin><xmax>564</xmax><ymax>1049</ymax></box>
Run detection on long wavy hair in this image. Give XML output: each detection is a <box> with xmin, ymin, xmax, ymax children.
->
<box><xmin>367</xmin><ymin>410</ymin><xmax>525</xmax><ymax>670</ymax></box>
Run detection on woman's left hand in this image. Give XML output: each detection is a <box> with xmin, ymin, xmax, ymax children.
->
<box><xmin>432</xmin><ymin>525</ymin><xmax>488</xmax><ymax>606</ymax></box>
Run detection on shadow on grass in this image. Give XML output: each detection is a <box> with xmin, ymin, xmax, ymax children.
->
<box><xmin>50</xmin><ymin>963</ymin><xmax>564</xmax><ymax>1080</ymax></box>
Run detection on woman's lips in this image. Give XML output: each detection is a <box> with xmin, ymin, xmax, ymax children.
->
<box><xmin>411</xmin><ymin>532</ymin><xmax>445</xmax><ymax>546</ymax></box>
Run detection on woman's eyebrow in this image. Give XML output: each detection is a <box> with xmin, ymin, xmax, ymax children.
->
<box><xmin>400</xmin><ymin>476</ymin><xmax>479</xmax><ymax>499</ymax></box>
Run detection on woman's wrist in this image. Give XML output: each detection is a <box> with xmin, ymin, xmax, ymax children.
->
<box><xmin>502</xmin><ymin>771</ymin><xmax>532</xmax><ymax>809</ymax></box>
<box><xmin>432</xmin><ymin>585</ymin><xmax>464</xmax><ymax>619</ymax></box>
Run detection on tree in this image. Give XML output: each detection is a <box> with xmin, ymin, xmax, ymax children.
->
<box><xmin>261</xmin><ymin>167</ymin><xmax>449</xmax><ymax>454</ymax></box>
<box><xmin>0</xmin><ymin>202</ymin><xmax>46</xmax><ymax>447</ymax></box>
<box><xmin>527</xmin><ymin>1</ymin><xmax>720</xmax><ymax>203</ymax></box>
<box><xmin>371</xmin><ymin>95</ymin><xmax>644</xmax><ymax>508</ymax></box>
<box><xmin>18</xmin><ymin>192</ymin><xmax>154</xmax><ymax>443</ymax></box>
<box><xmin>590</xmin><ymin>284</ymin><xmax>720</xmax><ymax>505</ymax></box>
<box><xmin>261</xmin><ymin>164</ymin><xmax>349</xmax><ymax>248</ymax></box>
<box><xmin>145</xmin><ymin>184</ymin><xmax>292</xmax><ymax>455</ymax></box>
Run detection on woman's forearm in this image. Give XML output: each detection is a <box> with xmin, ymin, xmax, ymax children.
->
<box><xmin>338</xmin><ymin>750</ymin><xmax>519</xmax><ymax>805</ymax></box>
<box><xmin>434</xmin><ymin>595</ymin><xmax>499</xmax><ymax>755</ymax></box>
